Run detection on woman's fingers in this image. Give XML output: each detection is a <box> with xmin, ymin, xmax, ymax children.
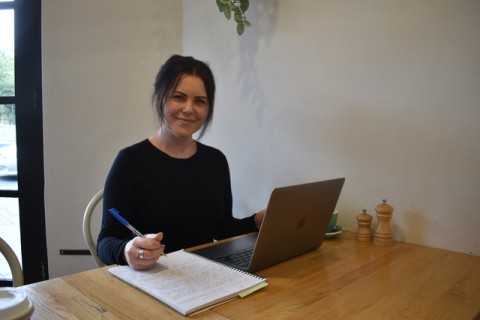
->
<box><xmin>126</xmin><ymin>232</ymin><xmax>166</xmax><ymax>270</ymax></box>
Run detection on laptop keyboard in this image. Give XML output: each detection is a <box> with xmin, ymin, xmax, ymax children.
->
<box><xmin>217</xmin><ymin>248</ymin><xmax>254</xmax><ymax>269</ymax></box>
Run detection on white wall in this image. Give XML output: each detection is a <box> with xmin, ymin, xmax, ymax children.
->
<box><xmin>40</xmin><ymin>0</ymin><xmax>479</xmax><ymax>279</ymax></box>
<box><xmin>184</xmin><ymin>0</ymin><xmax>480</xmax><ymax>255</ymax></box>
<box><xmin>42</xmin><ymin>0</ymin><xmax>182</xmax><ymax>278</ymax></box>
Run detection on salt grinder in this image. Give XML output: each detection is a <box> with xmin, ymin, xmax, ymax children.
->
<box><xmin>356</xmin><ymin>209</ymin><xmax>372</xmax><ymax>241</ymax></box>
<box><xmin>373</xmin><ymin>199</ymin><xmax>394</xmax><ymax>246</ymax></box>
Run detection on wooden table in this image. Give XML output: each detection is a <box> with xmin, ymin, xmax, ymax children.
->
<box><xmin>21</xmin><ymin>232</ymin><xmax>480</xmax><ymax>319</ymax></box>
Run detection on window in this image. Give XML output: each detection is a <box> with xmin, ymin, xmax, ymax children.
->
<box><xmin>0</xmin><ymin>0</ymin><xmax>47</xmax><ymax>286</ymax></box>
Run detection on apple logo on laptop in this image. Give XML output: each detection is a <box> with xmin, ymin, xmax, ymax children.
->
<box><xmin>297</xmin><ymin>214</ymin><xmax>307</xmax><ymax>229</ymax></box>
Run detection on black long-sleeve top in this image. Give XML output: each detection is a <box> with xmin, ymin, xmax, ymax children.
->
<box><xmin>97</xmin><ymin>139</ymin><xmax>257</xmax><ymax>265</ymax></box>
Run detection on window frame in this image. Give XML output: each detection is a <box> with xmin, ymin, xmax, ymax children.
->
<box><xmin>0</xmin><ymin>0</ymin><xmax>48</xmax><ymax>285</ymax></box>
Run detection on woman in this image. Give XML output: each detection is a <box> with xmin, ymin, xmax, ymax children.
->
<box><xmin>97</xmin><ymin>55</ymin><xmax>265</xmax><ymax>270</ymax></box>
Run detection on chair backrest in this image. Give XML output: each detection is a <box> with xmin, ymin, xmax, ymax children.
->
<box><xmin>0</xmin><ymin>237</ymin><xmax>24</xmax><ymax>287</ymax></box>
<box><xmin>82</xmin><ymin>189</ymin><xmax>105</xmax><ymax>267</ymax></box>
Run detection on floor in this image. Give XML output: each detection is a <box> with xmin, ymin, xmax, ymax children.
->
<box><xmin>0</xmin><ymin>197</ymin><xmax>21</xmax><ymax>280</ymax></box>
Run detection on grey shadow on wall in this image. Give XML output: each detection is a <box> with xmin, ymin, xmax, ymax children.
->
<box><xmin>236</xmin><ymin>0</ymin><xmax>278</xmax><ymax>128</ymax></box>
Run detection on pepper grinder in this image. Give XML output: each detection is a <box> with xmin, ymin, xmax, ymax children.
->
<box><xmin>374</xmin><ymin>199</ymin><xmax>394</xmax><ymax>246</ymax></box>
<box><xmin>356</xmin><ymin>209</ymin><xmax>373</xmax><ymax>241</ymax></box>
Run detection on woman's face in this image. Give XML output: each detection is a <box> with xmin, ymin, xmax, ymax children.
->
<box><xmin>163</xmin><ymin>75</ymin><xmax>209</xmax><ymax>140</ymax></box>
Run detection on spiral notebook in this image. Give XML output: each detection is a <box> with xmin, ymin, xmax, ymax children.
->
<box><xmin>108</xmin><ymin>249</ymin><xmax>267</xmax><ymax>316</ymax></box>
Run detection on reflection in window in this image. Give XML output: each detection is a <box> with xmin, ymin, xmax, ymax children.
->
<box><xmin>0</xmin><ymin>104</ymin><xmax>14</xmax><ymax>124</ymax></box>
<box><xmin>0</xmin><ymin>105</ymin><xmax>16</xmax><ymax>190</ymax></box>
<box><xmin>0</xmin><ymin>9</ymin><xmax>14</xmax><ymax>97</ymax></box>
<box><xmin>0</xmin><ymin>197</ymin><xmax>21</xmax><ymax>281</ymax></box>
<box><xmin>0</xmin><ymin>8</ymin><xmax>17</xmax><ymax>190</ymax></box>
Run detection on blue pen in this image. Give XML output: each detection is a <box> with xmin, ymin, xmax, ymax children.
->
<box><xmin>108</xmin><ymin>208</ymin><xmax>145</xmax><ymax>238</ymax></box>
<box><xmin>108</xmin><ymin>208</ymin><xmax>166</xmax><ymax>256</ymax></box>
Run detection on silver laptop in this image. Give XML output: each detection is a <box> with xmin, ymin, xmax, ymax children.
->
<box><xmin>192</xmin><ymin>178</ymin><xmax>345</xmax><ymax>272</ymax></box>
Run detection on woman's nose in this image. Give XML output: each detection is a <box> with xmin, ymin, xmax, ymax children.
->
<box><xmin>182</xmin><ymin>100</ymin><xmax>194</xmax><ymax>113</ymax></box>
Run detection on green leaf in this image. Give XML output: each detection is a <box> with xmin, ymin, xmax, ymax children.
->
<box><xmin>239</xmin><ymin>0</ymin><xmax>249</xmax><ymax>12</ymax></box>
<box><xmin>216</xmin><ymin>0</ymin><xmax>251</xmax><ymax>35</ymax></box>
<box><xmin>234</xmin><ymin>10</ymin><xmax>242</xmax><ymax>23</ymax></box>
<box><xmin>216</xmin><ymin>0</ymin><xmax>229</xmax><ymax>12</ymax></box>
<box><xmin>237</xmin><ymin>21</ymin><xmax>245</xmax><ymax>35</ymax></box>
<box><xmin>223</xmin><ymin>6</ymin><xmax>231</xmax><ymax>20</ymax></box>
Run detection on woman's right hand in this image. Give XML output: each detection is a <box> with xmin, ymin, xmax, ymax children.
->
<box><xmin>124</xmin><ymin>232</ymin><xmax>165</xmax><ymax>270</ymax></box>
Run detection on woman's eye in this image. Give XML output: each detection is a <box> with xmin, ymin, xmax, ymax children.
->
<box><xmin>171</xmin><ymin>95</ymin><xmax>185</xmax><ymax>101</ymax></box>
<box><xmin>195</xmin><ymin>99</ymin><xmax>208</xmax><ymax>105</ymax></box>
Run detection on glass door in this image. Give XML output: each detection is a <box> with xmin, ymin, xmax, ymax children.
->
<box><xmin>0</xmin><ymin>0</ymin><xmax>47</xmax><ymax>285</ymax></box>
<box><xmin>0</xmin><ymin>2</ymin><xmax>21</xmax><ymax>285</ymax></box>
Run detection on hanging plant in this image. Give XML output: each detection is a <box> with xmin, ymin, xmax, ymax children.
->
<box><xmin>216</xmin><ymin>0</ymin><xmax>251</xmax><ymax>35</ymax></box>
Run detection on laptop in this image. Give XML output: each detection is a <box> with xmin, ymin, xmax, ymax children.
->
<box><xmin>192</xmin><ymin>177</ymin><xmax>345</xmax><ymax>273</ymax></box>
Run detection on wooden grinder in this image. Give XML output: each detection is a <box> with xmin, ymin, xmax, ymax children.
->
<box><xmin>356</xmin><ymin>209</ymin><xmax>373</xmax><ymax>241</ymax></box>
<box><xmin>374</xmin><ymin>199</ymin><xmax>394</xmax><ymax>246</ymax></box>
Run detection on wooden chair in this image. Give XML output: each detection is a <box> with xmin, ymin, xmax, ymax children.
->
<box><xmin>82</xmin><ymin>189</ymin><xmax>105</xmax><ymax>267</ymax></box>
<box><xmin>0</xmin><ymin>237</ymin><xmax>23</xmax><ymax>287</ymax></box>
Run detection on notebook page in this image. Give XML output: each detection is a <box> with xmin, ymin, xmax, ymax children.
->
<box><xmin>108</xmin><ymin>249</ymin><xmax>266</xmax><ymax>315</ymax></box>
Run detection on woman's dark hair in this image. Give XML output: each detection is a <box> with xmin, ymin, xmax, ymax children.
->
<box><xmin>152</xmin><ymin>55</ymin><xmax>216</xmax><ymax>139</ymax></box>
